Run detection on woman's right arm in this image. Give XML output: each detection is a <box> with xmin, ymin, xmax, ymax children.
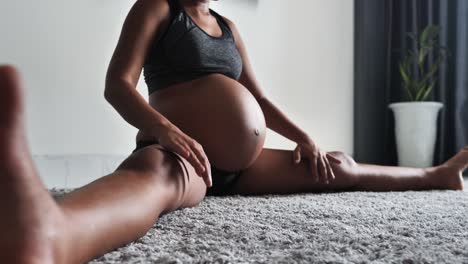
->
<box><xmin>104</xmin><ymin>0</ymin><xmax>212</xmax><ymax>186</ymax></box>
<box><xmin>104</xmin><ymin>0</ymin><xmax>170</xmax><ymax>137</ymax></box>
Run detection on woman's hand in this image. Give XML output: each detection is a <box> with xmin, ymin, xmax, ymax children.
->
<box><xmin>153</xmin><ymin>122</ymin><xmax>212</xmax><ymax>188</ymax></box>
<box><xmin>293</xmin><ymin>138</ymin><xmax>341</xmax><ymax>184</ymax></box>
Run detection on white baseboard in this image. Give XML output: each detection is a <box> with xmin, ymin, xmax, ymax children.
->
<box><xmin>32</xmin><ymin>155</ymin><xmax>127</xmax><ymax>189</ymax></box>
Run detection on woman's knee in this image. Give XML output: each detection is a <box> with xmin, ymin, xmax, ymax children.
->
<box><xmin>117</xmin><ymin>145</ymin><xmax>206</xmax><ymax>210</ymax></box>
<box><xmin>328</xmin><ymin>151</ymin><xmax>359</xmax><ymax>187</ymax></box>
<box><xmin>117</xmin><ymin>146</ymin><xmax>175</xmax><ymax>179</ymax></box>
<box><xmin>328</xmin><ymin>151</ymin><xmax>357</xmax><ymax>168</ymax></box>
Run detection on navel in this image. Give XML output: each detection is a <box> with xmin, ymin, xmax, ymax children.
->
<box><xmin>254</xmin><ymin>128</ymin><xmax>260</xmax><ymax>136</ymax></box>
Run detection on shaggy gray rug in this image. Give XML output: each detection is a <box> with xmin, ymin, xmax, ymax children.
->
<box><xmin>52</xmin><ymin>180</ymin><xmax>468</xmax><ymax>264</ymax></box>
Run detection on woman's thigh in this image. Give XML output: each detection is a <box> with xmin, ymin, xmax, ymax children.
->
<box><xmin>229</xmin><ymin>148</ymin><xmax>358</xmax><ymax>195</ymax></box>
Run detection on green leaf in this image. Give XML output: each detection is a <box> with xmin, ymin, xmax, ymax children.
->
<box><xmin>421</xmin><ymin>82</ymin><xmax>435</xmax><ymax>101</ymax></box>
<box><xmin>422</xmin><ymin>54</ymin><xmax>444</xmax><ymax>81</ymax></box>
<box><xmin>418</xmin><ymin>46</ymin><xmax>430</xmax><ymax>70</ymax></box>
<box><xmin>409</xmin><ymin>80</ymin><xmax>417</xmax><ymax>99</ymax></box>
<box><xmin>399</xmin><ymin>24</ymin><xmax>448</xmax><ymax>102</ymax></box>
<box><xmin>403</xmin><ymin>81</ymin><xmax>414</xmax><ymax>101</ymax></box>
<box><xmin>420</xmin><ymin>25</ymin><xmax>440</xmax><ymax>46</ymax></box>
<box><xmin>415</xmin><ymin>90</ymin><xmax>424</xmax><ymax>101</ymax></box>
<box><xmin>415</xmin><ymin>79</ymin><xmax>428</xmax><ymax>101</ymax></box>
<box><xmin>399</xmin><ymin>62</ymin><xmax>411</xmax><ymax>85</ymax></box>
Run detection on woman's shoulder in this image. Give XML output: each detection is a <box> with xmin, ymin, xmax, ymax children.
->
<box><xmin>128</xmin><ymin>0</ymin><xmax>172</xmax><ymax>21</ymax></box>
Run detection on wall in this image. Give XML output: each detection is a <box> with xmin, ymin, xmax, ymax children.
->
<box><xmin>0</xmin><ymin>0</ymin><xmax>139</xmax><ymax>156</ymax></box>
<box><xmin>0</xmin><ymin>0</ymin><xmax>354</xmax><ymax>188</ymax></box>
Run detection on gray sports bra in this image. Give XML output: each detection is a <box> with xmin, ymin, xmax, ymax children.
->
<box><xmin>143</xmin><ymin>0</ymin><xmax>243</xmax><ymax>95</ymax></box>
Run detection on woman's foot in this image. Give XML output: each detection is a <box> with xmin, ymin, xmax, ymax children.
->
<box><xmin>427</xmin><ymin>147</ymin><xmax>468</xmax><ymax>190</ymax></box>
<box><xmin>0</xmin><ymin>65</ymin><xmax>67</xmax><ymax>263</ymax></box>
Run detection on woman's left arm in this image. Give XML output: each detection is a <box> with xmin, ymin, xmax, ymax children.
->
<box><xmin>223</xmin><ymin>18</ymin><xmax>308</xmax><ymax>143</ymax></box>
<box><xmin>224</xmin><ymin>18</ymin><xmax>341</xmax><ymax>183</ymax></box>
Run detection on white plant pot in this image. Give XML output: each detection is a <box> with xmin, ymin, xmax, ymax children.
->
<box><xmin>389</xmin><ymin>102</ymin><xmax>443</xmax><ymax>168</ymax></box>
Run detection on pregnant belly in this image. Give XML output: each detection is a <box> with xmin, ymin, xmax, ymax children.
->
<box><xmin>141</xmin><ymin>74</ymin><xmax>266</xmax><ymax>171</ymax></box>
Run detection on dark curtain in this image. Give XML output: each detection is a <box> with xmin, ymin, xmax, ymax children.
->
<box><xmin>354</xmin><ymin>0</ymin><xmax>468</xmax><ymax>168</ymax></box>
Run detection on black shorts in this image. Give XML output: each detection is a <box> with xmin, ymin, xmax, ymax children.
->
<box><xmin>132</xmin><ymin>140</ymin><xmax>242</xmax><ymax>196</ymax></box>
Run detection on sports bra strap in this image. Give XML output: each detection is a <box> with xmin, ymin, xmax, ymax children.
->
<box><xmin>210</xmin><ymin>9</ymin><xmax>235</xmax><ymax>40</ymax></box>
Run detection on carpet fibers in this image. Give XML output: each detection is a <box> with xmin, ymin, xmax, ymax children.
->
<box><xmin>52</xmin><ymin>182</ymin><xmax>468</xmax><ymax>264</ymax></box>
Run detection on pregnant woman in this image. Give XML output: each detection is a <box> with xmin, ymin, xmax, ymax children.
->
<box><xmin>0</xmin><ymin>0</ymin><xmax>467</xmax><ymax>262</ymax></box>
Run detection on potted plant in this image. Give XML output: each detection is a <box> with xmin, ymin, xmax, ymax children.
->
<box><xmin>389</xmin><ymin>25</ymin><xmax>449</xmax><ymax>168</ymax></box>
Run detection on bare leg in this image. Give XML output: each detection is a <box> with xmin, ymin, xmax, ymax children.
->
<box><xmin>0</xmin><ymin>66</ymin><xmax>63</xmax><ymax>264</ymax></box>
<box><xmin>230</xmin><ymin>148</ymin><xmax>466</xmax><ymax>195</ymax></box>
<box><xmin>353</xmin><ymin>154</ymin><xmax>466</xmax><ymax>191</ymax></box>
<box><xmin>0</xmin><ymin>65</ymin><xmax>207</xmax><ymax>263</ymax></box>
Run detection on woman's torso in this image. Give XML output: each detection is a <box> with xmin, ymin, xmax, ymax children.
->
<box><xmin>136</xmin><ymin>0</ymin><xmax>266</xmax><ymax>171</ymax></box>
